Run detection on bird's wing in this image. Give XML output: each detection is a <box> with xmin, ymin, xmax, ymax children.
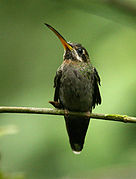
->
<box><xmin>54</xmin><ymin>69</ymin><xmax>62</xmax><ymax>102</ymax></box>
<box><xmin>92</xmin><ymin>67</ymin><xmax>102</xmax><ymax>108</ymax></box>
<box><xmin>49</xmin><ymin>69</ymin><xmax>62</xmax><ymax>109</ymax></box>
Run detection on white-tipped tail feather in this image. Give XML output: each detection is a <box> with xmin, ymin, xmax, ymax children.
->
<box><xmin>73</xmin><ymin>150</ymin><xmax>81</xmax><ymax>155</ymax></box>
<box><xmin>72</xmin><ymin>143</ymin><xmax>81</xmax><ymax>154</ymax></box>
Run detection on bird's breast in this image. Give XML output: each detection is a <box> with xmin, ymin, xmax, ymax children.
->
<box><xmin>59</xmin><ymin>63</ymin><xmax>94</xmax><ymax>112</ymax></box>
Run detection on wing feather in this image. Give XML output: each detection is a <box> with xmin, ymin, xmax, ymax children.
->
<box><xmin>92</xmin><ymin>68</ymin><xmax>101</xmax><ymax>108</ymax></box>
<box><xmin>54</xmin><ymin>70</ymin><xmax>62</xmax><ymax>102</ymax></box>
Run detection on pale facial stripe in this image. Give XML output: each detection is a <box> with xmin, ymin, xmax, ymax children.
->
<box><xmin>73</xmin><ymin>49</ymin><xmax>83</xmax><ymax>62</ymax></box>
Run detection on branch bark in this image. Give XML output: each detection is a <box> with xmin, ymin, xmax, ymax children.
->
<box><xmin>0</xmin><ymin>106</ymin><xmax>136</xmax><ymax>123</ymax></box>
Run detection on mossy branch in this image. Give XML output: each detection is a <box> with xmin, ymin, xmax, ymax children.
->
<box><xmin>0</xmin><ymin>106</ymin><xmax>136</xmax><ymax>123</ymax></box>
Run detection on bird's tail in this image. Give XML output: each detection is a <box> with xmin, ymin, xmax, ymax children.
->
<box><xmin>64</xmin><ymin>115</ymin><xmax>90</xmax><ymax>154</ymax></box>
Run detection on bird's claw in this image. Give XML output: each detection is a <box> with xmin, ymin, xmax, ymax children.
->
<box><xmin>86</xmin><ymin>111</ymin><xmax>91</xmax><ymax>118</ymax></box>
<box><xmin>49</xmin><ymin>101</ymin><xmax>62</xmax><ymax>109</ymax></box>
<box><xmin>64</xmin><ymin>109</ymin><xmax>69</xmax><ymax>118</ymax></box>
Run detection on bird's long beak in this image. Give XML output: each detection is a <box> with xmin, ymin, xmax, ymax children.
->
<box><xmin>45</xmin><ymin>23</ymin><xmax>73</xmax><ymax>51</ymax></box>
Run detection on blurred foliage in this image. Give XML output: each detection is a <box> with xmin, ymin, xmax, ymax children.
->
<box><xmin>0</xmin><ymin>0</ymin><xmax>136</xmax><ymax>178</ymax></box>
<box><xmin>0</xmin><ymin>171</ymin><xmax>24</xmax><ymax>179</ymax></box>
<box><xmin>0</xmin><ymin>125</ymin><xmax>18</xmax><ymax>137</ymax></box>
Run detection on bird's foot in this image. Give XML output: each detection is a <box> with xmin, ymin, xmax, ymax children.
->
<box><xmin>64</xmin><ymin>109</ymin><xmax>70</xmax><ymax>118</ymax></box>
<box><xmin>85</xmin><ymin>111</ymin><xmax>91</xmax><ymax>118</ymax></box>
<box><xmin>49</xmin><ymin>101</ymin><xmax>62</xmax><ymax>109</ymax></box>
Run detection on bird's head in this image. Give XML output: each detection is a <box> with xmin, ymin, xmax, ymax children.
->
<box><xmin>45</xmin><ymin>23</ymin><xmax>90</xmax><ymax>63</ymax></box>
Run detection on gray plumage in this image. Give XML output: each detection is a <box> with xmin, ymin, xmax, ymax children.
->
<box><xmin>53</xmin><ymin>43</ymin><xmax>101</xmax><ymax>153</ymax></box>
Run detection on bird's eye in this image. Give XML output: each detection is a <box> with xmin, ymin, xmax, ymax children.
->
<box><xmin>77</xmin><ymin>48</ymin><xmax>83</xmax><ymax>55</ymax></box>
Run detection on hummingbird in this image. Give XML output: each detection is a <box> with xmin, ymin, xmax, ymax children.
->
<box><xmin>45</xmin><ymin>23</ymin><xmax>101</xmax><ymax>154</ymax></box>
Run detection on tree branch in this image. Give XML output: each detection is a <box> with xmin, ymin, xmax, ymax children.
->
<box><xmin>0</xmin><ymin>106</ymin><xmax>136</xmax><ymax>123</ymax></box>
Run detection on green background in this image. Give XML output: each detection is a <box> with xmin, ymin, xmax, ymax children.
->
<box><xmin>0</xmin><ymin>0</ymin><xmax>136</xmax><ymax>178</ymax></box>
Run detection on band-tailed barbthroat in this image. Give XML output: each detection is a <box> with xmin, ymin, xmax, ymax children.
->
<box><xmin>45</xmin><ymin>23</ymin><xmax>101</xmax><ymax>154</ymax></box>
